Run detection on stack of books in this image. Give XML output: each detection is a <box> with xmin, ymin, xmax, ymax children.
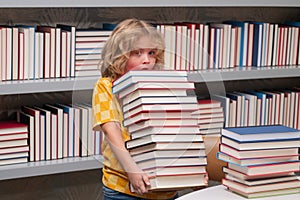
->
<box><xmin>0</xmin><ymin>121</ymin><xmax>29</xmax><ymax>166</ymax></box>
<box><xmin>191</xmin><ymin>99</ymin><xmax>224</xmax><ymax>136</ymax></box>
<box><xmin>112</xmin><ymin>70</ymin><xmax>208</xmax><ymax>191</ymax></box>
<box><xmin>191</xmin><ymin>99</ymin><xmax>226</xmax><ymax>181</ymax></box>
<box><xmin>217</xmin><ymin>125</ymin><xmax>300</xmax><ymax>198</ymax></box>
<box><xmin>75</xmin><ymin>28</ymin><xmax>112</xmax><ymax>77</ymax></box>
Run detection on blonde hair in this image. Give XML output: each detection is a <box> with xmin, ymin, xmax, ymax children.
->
<box><xmin>100</xmin><ymin>19</ymin><xmax>165</xmax><ymax>80</ymax></box>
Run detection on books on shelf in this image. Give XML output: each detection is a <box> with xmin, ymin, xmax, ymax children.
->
<box><xmin>0</xmin><ymin>121</ymin><xmax>29</xmax><ymax>165</ymax></box>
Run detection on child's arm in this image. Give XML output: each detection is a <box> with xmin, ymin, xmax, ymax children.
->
<box><xmin>101</xmin><ymin>121</ymin><xmax>150</xmax><ymax>195</ymax></box>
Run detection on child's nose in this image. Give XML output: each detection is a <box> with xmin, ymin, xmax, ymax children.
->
<box><xmin>142</xmin><ymin>54</ymin><xmax>150</xmax><ymax>64</ymax></box>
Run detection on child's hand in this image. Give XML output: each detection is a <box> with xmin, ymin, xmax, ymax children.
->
<box><xmin>128</xmin><ymin>170</ymin><xmax>150</xmax><ymax>195</ymax></box>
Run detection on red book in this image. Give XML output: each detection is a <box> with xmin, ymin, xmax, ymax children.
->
<box><xmin>0</xmin><ymin>121</ymin><xmax>28</xmax><ymax>135</ymax></box>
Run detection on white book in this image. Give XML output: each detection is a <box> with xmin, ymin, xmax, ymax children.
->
<box><xmin>18</xmin><ymin>112</ymin><xmax>34</xmax><ymax>162</ymax></box>
<box><xmin>44</xmin><ymin>104</ymin><xmax>63</xmax><ymax>159</ymax></box>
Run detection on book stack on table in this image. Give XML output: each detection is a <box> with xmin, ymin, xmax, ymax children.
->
<box><xmin>217</xmin><ymin>125</ymin><xmax>300</xmax><ymax>198</ymax></box>
<box><xmin>0</xmin><ymin>121</ymin><xmax>29</xmax><ymax>166</ymax></box>
<box><xmin>112</xmin><ymin>70</ymin><xmax>208</xmax><ymax>191</ymax></box>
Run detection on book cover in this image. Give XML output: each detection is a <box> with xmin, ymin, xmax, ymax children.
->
<box><xmin>222</xmin><ymin>125</ymin><xmax>300</xmax><ymax>142</ymax></box>
<box><xmin>228</xmin><ymin>161</ymin><xmax>300</xmax><ymax>176</ymax></box>
<box><xmin>221</xmin><ymin>136</ymin><xmax>300</xmax><ymax>150</ymax></box>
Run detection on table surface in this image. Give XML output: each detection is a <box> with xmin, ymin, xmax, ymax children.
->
<box><xmin>176</xmin><ymin>185</ymin><xmax>300</xmax><ymax>200</ymax></box>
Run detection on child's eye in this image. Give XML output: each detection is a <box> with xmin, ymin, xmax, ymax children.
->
<box><xmin>149</xmin><ymin>50</ymin><xmax>157</xmax><ymax>57</ymax></box>
<box><xmin>132</xmin><ymin>50</ymin><xmax>142</xmax><ymax>56</ymax></box>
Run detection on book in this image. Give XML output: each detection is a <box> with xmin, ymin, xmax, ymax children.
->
<box><xmin>223</xmin><ymin>178</ymin><xmax>300</xmax><ymax>198</ymax></box>
<box><xmin>127</xmin><ymin>119</ymin><xmax>199</xmax><ymax>133</ymax></box>
<box><xmin>122</xmin><ymin>89</ymin><xmax>188</xmax><ymax>105</ymax></box>
<box><xmin>117</xmin><ymin>81</ymin><xmax>195</xmax><ymax>99</ymax></box>
<box><xmin>0</xmin><ymin>157</ymin><xmax>28</xmax><ymax>166</ymax></box>
<box><xmin>21</xmin><ymin>106</ymin><xmax>40</xmax><ymax>161</ymax></box>
<box><xmin>112</xmin><ymin>75</ymin><xmax>188</xmax><ymax>94</ymax></box>
<box><xmin>129</xmin><ymin>142</ymin><xmax>205</xmax><ymax>155</ymax></box>
<box><xmin>225</xmin><ymin>173</ymin><xmax>300</xmax><ymax>186</ymax></box>
<box><xmin>148</xmin><ymin>173</ymin><xmax>207</xmax><ymax>191</ymax></box>
<box><xmin>132</xmin><ymin>149</ymin><xmax>206</xmax><ymax>162</ymax></box>
<box><xmin>122</xmin><ymin>96</ymin><xmax>197</xmax><ymax>112</ymax></box>
<box><xmin>223</xmin><ymin>166</ymin><xmax>296</xmax><ymax>180</ymax></box>
<box><xmin>113</xmin><ymin>70</ymin><xmax>188</xmax><ymax>86</ymax></box>
<box><xmin>220</xmin><ymin>143</ymin><xmax>299</xmax><ymax>159</ymax></box>
<box><xmin>18</xmin><ymin>112</ymin><xmax>34</xmax><ymax>161</ymax></box>
<box><xmin>222</xmin><ymin>125</ymin><xmax>300</xmax><ymax>142</ymax></box>
<box><xmin>217</xmin><ymin>151</ymin><xmax>299</xmax><ymax>166</ymax></box>
<box><xmin>144</xmin><ymin>165</ymin><xmax>207</xmax><ymax>176</ymax></box>
<box><xmin>123</xmin><ymin>111</ymin><xmax>194</xmax><ymax>126</ymax></box>
<box><xmin>227</xmin><ymin>185</ymin><xmax>300</xmax><ymax>199</ymax></box>
<box><xmin>124</xmin><ymin>104</ymin><xmax>198</xmax><ymax>119</ymax></box>
<box><xmin>228</xmin><ymin>161</ymin><xmax>300</xmax><ymax>176</ymax></box>
<box><xmin>0</xmin><ymin>132</ymin><xmax>28</xmax><ymax>141</ymax></box>
<box><xmin>129</xmin><ymin>126</ymin><xmax>200</xmax><ymax>139</ymax></box>
<box><xmin>136</xmin><ymin>156</ymin><xmax>207</xmax><ymax>169</ymax></box>
<box><xmin>0</xmin><ymin>151</ymin><xmax>28</xmax><ymax>160</ymax></box>
<box><xmin>0</xmin><ymin>121</ymin><xmax>28</xmax><ymax>134</ymax></box>
<box><xmin>125</xmin><ymin>134</ymin><xmax>203</xmax><ymax>149</ymax></box>
<box><xmin>0</xmin><ymin>145</ymin><xmax>29</xmax><ymax>154</ymax></box>
<box><xmin>221</xmin><ymin>136</ymin><xmax>300</xmax><ymax>150</ymax></box>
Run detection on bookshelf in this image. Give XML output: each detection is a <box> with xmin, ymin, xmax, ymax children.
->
<box><xmin>0</xmin><ymin>0</ymin><xmax>299</xmax><ymax>198</ymax></box>
<box><xmin>0</xmin><ymin>155</ymin><xmax>103</xmax><ymax>180</ymax></box>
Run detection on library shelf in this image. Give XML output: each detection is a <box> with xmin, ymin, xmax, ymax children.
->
<box><xmin>0</xmin><ymin>0</ymin><xmax>298</xmax><ymax>8</ymax></box>
<box><xmin>188</xmin><ymin>66</ymin><xmax>300</xmax><ymax>83</ymax></box>
<box><xmin>1</xmin><ymin>67</ymin><xmax>299</xmax><ymax>95</ymax></box>
<box><xmin>0</xmin><ymin>155</ymin><xmax>103</xmax><ymax>180</ymax></box>
<box><xmin>0</xmin><ymin>77</ymin><xmax>99</xmax><ymax>95</ymax></box>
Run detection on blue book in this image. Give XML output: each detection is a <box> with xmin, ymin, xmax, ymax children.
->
<box><xmin>250</xmin><ymin>22</ymin><xmax>264</xmax><ymax>67</ymax></box>
<box><xmin>222</xmin><ymin>125</ymin><xmax>300</xmax><ymax>142</ymax></box>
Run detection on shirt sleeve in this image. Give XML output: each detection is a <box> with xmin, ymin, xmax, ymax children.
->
<box><xmin>92</xmin><ymin>78</ymin><xmax>121</xmax><ymax>131</ymax></box>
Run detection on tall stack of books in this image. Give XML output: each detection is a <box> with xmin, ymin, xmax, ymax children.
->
<box><xmin>217</xmin><ymin>125</ymin><xmax>300</xmax><ymax>198</ymax></box>
<box><xmin>0</xmin><ymin>121</ymin><xmax>29</xmax><ymax>166</ymax></box>
<box><xmin>112</xmin><ymin>70</ymin><xmax>208</xmax><ymax>191</ymax></box>
<box><xmin>191</xmin><ymin>99</ymin><xmax>226</xmax><ymax>181</ymax></box>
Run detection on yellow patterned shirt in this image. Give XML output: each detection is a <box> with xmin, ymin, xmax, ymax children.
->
<box><xmin>92</xmin><ymin>77</ymin><xmax>177</xmax><ymax>200</ymax></box>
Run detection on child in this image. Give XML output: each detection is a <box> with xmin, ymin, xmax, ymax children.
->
<box><xmin>92</xmin><ymin>19</ymin><xmax>178</xmax><ymax>200</ymax></box>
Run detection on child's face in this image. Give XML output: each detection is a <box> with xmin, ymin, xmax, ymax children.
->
<box><xmin>126</xmin><ymin>36</ymin><xmax>158</xmax><ymax>71</ymax></box>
